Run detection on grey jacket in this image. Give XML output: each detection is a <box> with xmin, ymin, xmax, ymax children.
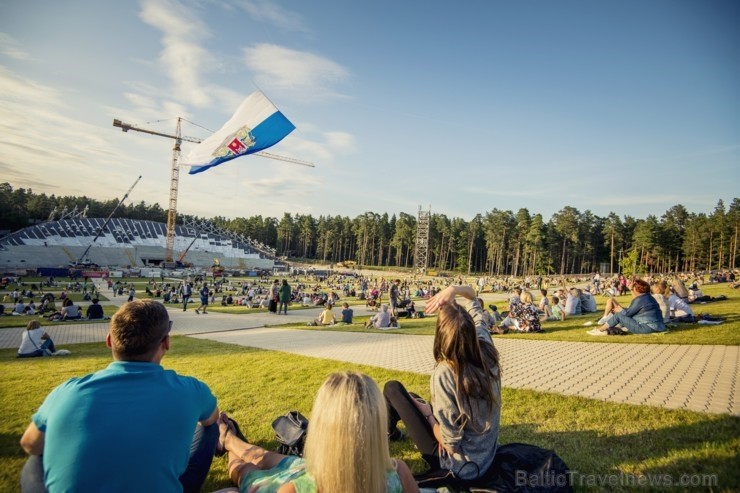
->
<box><xmin>431</xmin><ymin>299</ymin><xmax>501</xmax><ymax>480</ymax></box>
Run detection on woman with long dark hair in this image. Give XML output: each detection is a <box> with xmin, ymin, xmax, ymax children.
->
<box><xmin>384</xmin><ymin>285</ymin><xmax>501</xmax><ymax>481</ymax></box>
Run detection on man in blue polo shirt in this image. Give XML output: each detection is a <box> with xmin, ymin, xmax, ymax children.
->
<box><xmin>20</xmin><ymin>299</ymin><xmax>220</xmax><ymax>492</ymax></box>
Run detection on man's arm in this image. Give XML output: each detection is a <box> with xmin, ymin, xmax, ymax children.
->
<box><xmin>200</xmin><ymin>406</ymin><xmax>219</xmax><ymax>427</ymax></box>
<box><xmin>20</xmin><ymin>422</ymin><xmax>45</xmax><ymax>455</ymax></box>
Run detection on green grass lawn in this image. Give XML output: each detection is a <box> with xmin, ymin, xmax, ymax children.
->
<box><xmin>1</xmin><ymin>337</ymin><xmax>738</xmax><ymax>492</ymax></box>
<box><xmin>271</xmin><ymin>284</ymin><xmax>740</xmax><ymax>345</ymax></box>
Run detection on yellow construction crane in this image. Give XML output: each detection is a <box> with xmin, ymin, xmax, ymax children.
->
<box><xmin>112</xmin><ymin>117</ymin><xmax>314</xmax><ymax>263</ymax></box>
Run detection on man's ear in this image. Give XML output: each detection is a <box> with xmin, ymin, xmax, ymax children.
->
<box><xmin>162</xmin><ymin>335</ymin><xmax>170</xmax><ymax>351</ymax></box>
<box><xmin>105</xmin><ymin>333</ymin><xmax>112</xmax><ymax>348</ymax></box>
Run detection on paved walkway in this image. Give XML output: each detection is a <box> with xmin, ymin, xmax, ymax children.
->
<box><xmin>2</xmin><ymin>298</ymin><xmax>737</xmax><ymax>416</ymax></box>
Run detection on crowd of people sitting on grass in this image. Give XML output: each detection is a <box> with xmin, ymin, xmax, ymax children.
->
<box><xmin>0</xmin><ymin>290</ymin><xmax>108</xmax><ymax>320</ymax></box>
<box><xmin>18</xmin><ymin>285</ymin><xmax>515</xmax><ymax>492</ymax></box>
<box><xmin>474</xmin><ymin>271</ymin><xmax>731</xmax><ymax>336</ymax></box>
<box><xmin>8</xmin><ymin>267</ymin><xmax>737</xmax><ymax>491</ymax></box>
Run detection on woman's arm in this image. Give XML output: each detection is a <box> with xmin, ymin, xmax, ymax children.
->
<box><xmin>415</xmin><ymin>382</ymin><xmax>457</xmax><ymax>456</ymax></box>
<box><xmin>425</xmin><ymin>285</ymin><xmax>476</xmax><ymax>314</ymax></box>
<box><xmin>396</xmin><ymin>459</ymin><xmax>421</xmax><ymax>493</ymax></box>
<box><xmin>622</xmin><ymin>295</ymin><xmax>647</xmax><ymax>318</ymax></box>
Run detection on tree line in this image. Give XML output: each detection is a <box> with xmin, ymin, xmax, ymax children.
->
<box><xmin>1</xmin><ymin>183</ymin><xmax>738</xmax><ymax>275</ymax></box>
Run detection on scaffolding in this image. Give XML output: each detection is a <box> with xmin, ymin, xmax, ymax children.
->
<box><xmin>414</xmin><ymin>206</ymin><xmax>431</xmax><ymax>274</ymax></box>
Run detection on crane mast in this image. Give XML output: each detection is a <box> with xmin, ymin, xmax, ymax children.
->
<box><xmin>112</xmin><ymin>117</ymin><xmax>314</xmax><ymax>264</ymax></box>
<box><xmin>166</xmin><ymin>118</ymin><xmax>182</xmax><ymax>263</ymax></box>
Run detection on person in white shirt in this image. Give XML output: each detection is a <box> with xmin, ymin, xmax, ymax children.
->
<box><xmin>668</xmin><ymin>290</ymin><xmax>695</xmax><ymax>322</ymax></box>
<box><xmin>17</xmin><ymin>320</ymin><xmax>56</xmax><ymax>357</ymax></box>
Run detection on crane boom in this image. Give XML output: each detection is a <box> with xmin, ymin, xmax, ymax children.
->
<box><xmin>113</xmin><ymin>119</ymin><xmax>315</xmax><ymax>166</ymax></box>
<box><xmin>113</xmin><ymin>119</ymin><xmax>201</xmax><ymax>143</ymax></box>
<box><xmin>75</xmin><ymin>175</ymin><xmax>142</xmax><ymax>266</ymax></box>
<box><xmin>113</xmin><ymin>117</ymin><xmax>313</xmax><ymax>263</ymax></box>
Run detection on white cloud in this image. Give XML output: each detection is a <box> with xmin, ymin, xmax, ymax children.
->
<box><xmin>0</xmin><ymin>64</ymin><xmax>171</xmax><ymax>202</ymax></box>
<box><xmin>1</xmin><ymin>2</ymin><xmax>357</xmax><ymax>220</ymax></box>
<box><xmin>236</xmin><ymin>0</ymin><xmax>310</xmax><ymax>33</ymax></box>
<box><xmin>0</xmin><ymin>33</ymin><xmax>33</xmax><ymax>61</ymax></box>
<box><xmin>0</xmin><ymin>66</ymin><xmax>60</xmax><ymax>106</ymax></box>
<box><xmin>244</xmin><ymin>44</ymin><xmax>350</xmax><ymax>100</ymax></box>
<box><xmin>138</xmin><ymin>0</ymin><xmax>213</xmax><ymax>107</ymax></box>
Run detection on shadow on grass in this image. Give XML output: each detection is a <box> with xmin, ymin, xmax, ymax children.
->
<box><xmin>502</xmin><ymin>416</ymin><xmax>740</xmax><ymax>490</ymax></box>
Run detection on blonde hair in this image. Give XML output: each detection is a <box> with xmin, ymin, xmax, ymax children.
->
<box><xmin>303</xmin><ymin>372</ymin><xmax>393</xmax><ymax>493</ymax></box>
<box><xmin>520</xmin><ymin>291</ymin><xmax>533</xmax><ymax>304</ymax></box>
<box><xmin>26</xmin><ymin>320</ymin><xmax>41</xmax><ymax>331</ymax></box>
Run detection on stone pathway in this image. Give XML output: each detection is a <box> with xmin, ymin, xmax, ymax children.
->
<box><xmin>2</xmin><ymin>296</ymin><xmax>737</xmax><ymax>416</ymax></box>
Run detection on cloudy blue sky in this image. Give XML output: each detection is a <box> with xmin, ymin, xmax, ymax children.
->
<box><xmin>1</xmin><ymin>0</ymin><xmax>738</xmax><ymax>222</ymax></box>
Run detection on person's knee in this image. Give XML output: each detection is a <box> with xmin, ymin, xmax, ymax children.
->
<box><xmin>383</xmin><ymin>380</ymin><xmax>403</xmax><ymax>399</ymax></box>
<box><xmin>229</xmin><ymin>460</ymin><xmax>255</xmax><ymax>486</ymax></box>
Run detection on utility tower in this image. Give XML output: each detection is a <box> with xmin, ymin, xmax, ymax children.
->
<box><xmin>414</xmin><ymin>206</ymin><xmax>431</xmax><ymax>274</ymax></box>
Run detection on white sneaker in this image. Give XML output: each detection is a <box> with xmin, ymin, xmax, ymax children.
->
<box><xmin>583</xmin><ymin>321</ymin><xmax>594</xmax><ymax>326</ymax></box>
<box><xmin>587</xmin><ymin>328</ymin><xmax>606</xmax><ymax>336</ymax></box>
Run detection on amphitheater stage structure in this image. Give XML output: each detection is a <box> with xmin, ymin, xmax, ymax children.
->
<box><xmin>0</xmin><ymin>218</ymin><xmax>278</xmax><ymax>273</ymax></box>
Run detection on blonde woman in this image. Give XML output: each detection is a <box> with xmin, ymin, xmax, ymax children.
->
<box><xmin>218</xmin><ymin>372</ymin><xmax>418</xmax><ymax>493</ymax></box>
<box><xmin>510</xmin><ymin>291</ymin><xmax>543</xmax><ymax>332</ymax></box>
<box><xmin>651</xmin><ymin>281</ymin><xmax>671</xmax><ymax>324</ymax></box>
<box><xmin>385</xmin><ymin>285</ymin><xmax>501</xmax><ymax>482</ymax></box>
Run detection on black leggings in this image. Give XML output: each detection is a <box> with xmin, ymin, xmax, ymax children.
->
<box><xmin>384</xmin><ymin>380</ymin><xmax>440</xmax><ymax>470</ymax></box>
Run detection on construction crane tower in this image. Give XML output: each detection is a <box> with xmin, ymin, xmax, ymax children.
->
<box><xmin>112</xmin><ymin>117</ymin><xmax>313</xmax><ymax>264</ymax></box>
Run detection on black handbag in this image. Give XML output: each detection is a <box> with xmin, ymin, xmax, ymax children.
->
<box><xmin>272</xmin><ymin>411</ymin><xmax>309</xmax><ymax>457</ymax></box>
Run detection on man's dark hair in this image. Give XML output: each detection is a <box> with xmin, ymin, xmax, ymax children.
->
<box><xmin>109</xmin><ymin>299</ymin><xmax>169</xmax><ymax>361</ymax></box>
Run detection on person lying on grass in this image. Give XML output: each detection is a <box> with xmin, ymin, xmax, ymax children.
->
<box><xmin>216</xmin><ymin>371</ymin><xmax>419</xmax><ymax>493</ymax></box>
<box><xmin>590</xmin><ymin>278</ymin><xmax>666</xmax><ymax>335</ymax></box>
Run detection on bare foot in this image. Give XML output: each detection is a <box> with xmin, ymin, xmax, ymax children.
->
<box><xmin>216</xmin><ymin>412</ymin><xmax>235</xmax><ymax>456</ymax></box>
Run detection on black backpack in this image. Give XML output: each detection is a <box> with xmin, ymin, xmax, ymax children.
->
<box><xmin>416</xmin><ymin>442</ymin><xmax>573</xmax><ymax>493</ymax></box>
<box><xmin>272</xmin><ymin>411</ymin><xmax>309</xmax><ymax>457</ymax></box>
